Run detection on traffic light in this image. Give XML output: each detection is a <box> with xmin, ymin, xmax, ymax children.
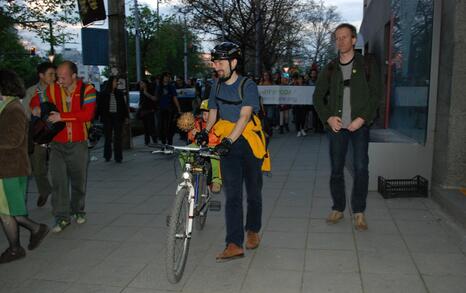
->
<box><xmin>30</xmin><ymin>47</ymin><xmax>36</xmax><ymax>56</ymax></box>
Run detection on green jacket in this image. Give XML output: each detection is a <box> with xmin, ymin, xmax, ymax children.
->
<box><xmin>313</xmin><ymin>53</ymin><xmax>382</xmax><ymax>128</ymax></box>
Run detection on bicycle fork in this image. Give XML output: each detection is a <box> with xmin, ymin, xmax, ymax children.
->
<box><xmin>176</xmin><ymin>179</ymin><xmax>195</xmax><ymax>239</ymax></box>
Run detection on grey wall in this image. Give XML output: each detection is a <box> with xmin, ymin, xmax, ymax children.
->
<box><xmin>360</xmin><ymin>0</ymin><xmax>390</xmax><ymax>128</ymax></box>
<box><xmin>432</xmin><ymin>0</ymin><xmax>466</xmax><ymax>188</ymax></box>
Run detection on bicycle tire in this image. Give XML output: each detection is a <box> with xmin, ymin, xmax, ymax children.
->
<box><xmin>195</xmin><ymin>174</ymin><xmax>209</xmax><ymax>231</ymax></box>
<box><xmin>166</xmin><ymin>186</ymin><xmax>191</xmax><ymax>284</ymax></box>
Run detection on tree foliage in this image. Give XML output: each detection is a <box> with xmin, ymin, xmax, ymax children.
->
<box><xmin>0</xmin><ymin>0</ymin><xmax>79</xmax><ymax>48</ymax></box>
<box><xmin>300</xmin><ymin>0</ymin><xmax>341</xmax><ymax>67</ymax></box>
<box><xmin>0</xmin><ymin>13</ymin><xmax>42</xmax><ymax>87</ymax></box>
<box><xmin>181</xmin><ymin>0</ymin><xmax>341</xmax><ymax>72</ymax></box>
<box><xmin>126</xmin><ymin>4</ymin><xmax>208</xmax><ymax>82</ymax></box>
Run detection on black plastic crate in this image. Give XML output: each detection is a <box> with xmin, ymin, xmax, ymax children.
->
<box><xmin>378</xmin><ymin>175</ymin><xmax>428</xmax><ymax>199</ymax></box>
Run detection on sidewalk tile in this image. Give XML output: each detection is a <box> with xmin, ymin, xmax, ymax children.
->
<box><xmin>308</xmin><ymin>232</ymin><xmax>356</xmax><ymax>250</ymax></box>
<box><xmin>241</xmin><ymin>268</ymin><xmax>301</xmax><ymax>293</ymax></box>
<box><xmin>250</xmin><ymin>247</ymin><xmax>305</xmax><ymax>271</ymax></box>
<box><xmin>412</xmin><ymin>252</ymin><xmax>466</xmax><ymax>275</ymax></box>
<box><xmin>423</xmin><ymin>275</ymin><xmax>466</xmax><ymax>293</ymax></box>
<box><xmin>305</xmin><ymin>249</ymin><xmax>359</xmax><ymax>273</ymax></box>
<box><xmin>362</xmin><ymin>273</ymin><xmax>427</xmax><ymax>293</ymax></box>
<box><xmin>302</xmin><ymin>272</ymin><xmax>362</xmax><ymax>293</ymax></box>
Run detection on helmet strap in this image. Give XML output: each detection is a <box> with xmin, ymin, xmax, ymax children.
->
<box><xmin>219</xmin><ymin>60</ymin><xmax>237</xmax><ymax>83</ymax></box>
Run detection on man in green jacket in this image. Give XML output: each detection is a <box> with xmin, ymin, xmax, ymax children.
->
<box><xmin>313</xmin><ymin>23</ymin><xmax>381</xmax><ymax>231</ymax></box>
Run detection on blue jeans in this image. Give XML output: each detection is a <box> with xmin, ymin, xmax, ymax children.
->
<box><xmin>220</xmin><ymin>137</ymin><xmax>263</xmax><ymax>247</ymax></box>
<box><xmin>328</xmin><ymin>126</ymin><xmax>369</xmax><ymax>213</ymax></box>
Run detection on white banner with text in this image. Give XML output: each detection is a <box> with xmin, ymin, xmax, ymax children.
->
<box><xmin>258</xmin><ymin>85</ymin><xmax>315</xmax><ymax>105</ymax></box>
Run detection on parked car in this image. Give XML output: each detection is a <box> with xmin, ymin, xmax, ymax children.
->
<box><xmin>129</xmin><ymin>90</ymin><xmax>140</xmax><ymax>118</ymax></box>
<box><xmin>128</xmin><ymin>91</ymin><xmax>144</xmax><ymax>135</ymax></box>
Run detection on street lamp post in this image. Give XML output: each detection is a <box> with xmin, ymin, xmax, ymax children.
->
<box><xmin>47</xmin><ymin>19</ymin><xmax>55</xmax><ymax>63</ymax></box>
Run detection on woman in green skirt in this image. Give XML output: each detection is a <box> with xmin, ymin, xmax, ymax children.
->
<box><xmin>0</xmin><ymin>69</ymin><xmax>49</xmax><ymax>264</ymax></box>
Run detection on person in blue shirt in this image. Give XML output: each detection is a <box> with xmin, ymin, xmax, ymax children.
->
<box><xmin>157</xmin><ymin>72</ymin><xmax>181</xmax><ymax>145</ymax></box>
<box><xmin>196</xmin><ymin>42</ymin><xmax>264</xmax><ymax>262</ymax></box>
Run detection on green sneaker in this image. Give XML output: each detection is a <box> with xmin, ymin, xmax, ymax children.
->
<box><xmin>73</xmin><ymin>214</ymin><xmax>87</xmax><ymax>225</ymax></box>
<box><xmin>51</xmin><ymin>219</ymin><xmax>70</xmax><ymax>233</ymax></box>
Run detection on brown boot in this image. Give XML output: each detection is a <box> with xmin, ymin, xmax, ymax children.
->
<box><xmin>216</xmin><ymin>243</ymin><xmax>244</xmax><ymax>262</ymax></box>
<box><xmin>354</xmin><ymin>213</ymin><xmax>368</xmax><ymax>231</ymax></box>
<box><xmin>246</xmin><ymin>231</ymin><xmax>260</xmax><ymax>250</ymax></box>
<box><xmin>326</xmin><ymin>210</ymin><xmax>344</xmax><ymax>224</ymax></box>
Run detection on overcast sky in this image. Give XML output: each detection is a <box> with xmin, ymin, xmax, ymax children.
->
<box><xmin>20</xmin><ymin>0</ymin><xmax>363</xmax><ymax>54</ymax></box>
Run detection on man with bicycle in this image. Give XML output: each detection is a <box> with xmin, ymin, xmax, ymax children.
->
<box><xmin>196</xmin><ymin>42</ymin><xmax>265</xmax><ymax>261</ymax></box>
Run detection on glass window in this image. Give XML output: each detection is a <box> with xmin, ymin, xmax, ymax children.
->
<box><xmin>388</xmin><ymin>0</ymin><xmax>434</xmax><ymax>144</ymax></box>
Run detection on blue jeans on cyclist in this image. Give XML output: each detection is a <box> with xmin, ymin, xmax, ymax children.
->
<box><xmin>220</xmin><ymin>137</ymin><xmax>263</xmax><ymax>247</ymax></box>
<box><xmin>328</xmin><ymin>126</ymin><xmax>369</xmax><ymax>213</ymax></box>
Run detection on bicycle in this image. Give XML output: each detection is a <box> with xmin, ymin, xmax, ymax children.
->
<box><xmin>152</xmin><ymin>145</ymin><xmax>221</xmax><ymax>284</ymax></box>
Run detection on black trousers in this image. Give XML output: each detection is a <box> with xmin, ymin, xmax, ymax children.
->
<box><xmin>103</xmin><ymin>113</ymin><xmax>123</xmax><ymax>161</ymax></box>
<box><xmin>220</xmin><ymin>138</ymin><xmax>263</xmax><ymax>246</ymax></box>
<box><xmin>141</xmin><ymin>112</ymin><xmax>157</xmax><ymax>145</ymax></box>
<box><xmin>294</xmin><ymin>106</ymin><xmax>307</xmax><ymax>132</ymax></box>
<box><xmin>158</xmin><ymin>108</ymin><xmax>175</xmax><ymax>145</ymax></box>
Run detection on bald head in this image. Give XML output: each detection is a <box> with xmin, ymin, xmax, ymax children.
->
<box><xmin>57</xmin><ymin>61</ymin><xmax>78</xmax><ymax>89</ymax></box>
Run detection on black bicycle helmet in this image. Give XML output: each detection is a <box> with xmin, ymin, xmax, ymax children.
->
<box><xmin>211</xmin><ymin>42</ymin><xmax>242</xmax><ymax>61</ymax></box>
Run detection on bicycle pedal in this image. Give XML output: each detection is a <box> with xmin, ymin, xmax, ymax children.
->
<box><xmin>166</xmin><ymin>215</ymin><xmax>171</xmax><ymax>227</ymax></box>
<box><xmin>209</xmin><ymin>200</ymin><xmax>221</xmax><ymax>211</ymax></box>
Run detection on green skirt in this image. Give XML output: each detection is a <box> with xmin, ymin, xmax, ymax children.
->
<box><xmin>0</xmin><ymin>176</ymin><xmax>27</xmax><ymax>216</ymax></box>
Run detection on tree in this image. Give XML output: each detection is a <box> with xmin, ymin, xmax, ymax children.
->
<box><xmin>300</xmin><ymin>0</ymin><xmax>341</xmax><ymax>68</ymax></box>
<box><xmin>126</xmin><ymin>6</ymin><xmax>208</xmax><ymax>82</ymax></box>
<box><xmin>181</xmin><ymin>0</ymin><xmax>340</xmax><ymax>73</ymax></box>
<box><xmin>0</xmin><ymin>13</ymin><xmax>42</xmax><ymax>87</ymax></box>
<box><xmin>0</xmin><ymin>0</ymin><xmax>79</xmax><ymax>49</ymax></box>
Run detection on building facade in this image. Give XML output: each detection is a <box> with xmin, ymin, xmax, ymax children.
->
<box><xmin>360</xmin><ymin>0</ymin><xmax>466</xmax><ymax>226</ymax></box>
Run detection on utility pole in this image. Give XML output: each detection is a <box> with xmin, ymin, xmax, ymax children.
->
<box><xmin>108</xmin><ymin>0</ymin><xmax>132</xmax><ymax>148</ymax></box>
<box><xmin>134</xmin><ymin>0</ymin><xmax>142</xmax><ymax>82</ymax></box>
<box><xmin>221</xmin><ymin>0</ymin><xmax>225</xmax><ymax>40</ymax></box>
<box><xmin>183</xmin><ymin>15</ymin><xmax>188</xmax><ymax>83</ymax></box>
<box><xmin>254</xmin><ymin>0</ymin><xmax>263</xmax><ymax>77</ymax></box>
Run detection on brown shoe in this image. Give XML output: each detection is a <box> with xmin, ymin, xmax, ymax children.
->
<box><xmin>354</xmin><ymin>213</ymin><xmax>368</xmax><ymax>231</ymax></box>
<box><xmin>246</xmin><ymin>231</ymin><xmax>260</xmax><ymax>250</ymax></box>
<box><xmin>326</xmin><ymin>210</ymin><xmax>344</xmax><ymax>224</ymax></box>
<box><xmin>216</xmin><ymin>243</ymin><xmax>244</xmax><ymax>262</ymax></box>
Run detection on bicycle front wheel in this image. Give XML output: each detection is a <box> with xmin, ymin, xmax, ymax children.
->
<box><xmin>166</xmin><ymin>186</ymin><xmax>192</xmax><ymax>284</ymax></box>
<box><xmin>195</xmin><ymin>174</ymin><xmax>210</xmax><ymax>231</ymax></box>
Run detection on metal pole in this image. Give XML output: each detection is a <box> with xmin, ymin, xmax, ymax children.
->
<box><xmin>156</xmin><ymin>0</ymin><xmax>160</xmax><ymax>29</ymax></box>
<box><xmin>221</xmin><ymin>0</ymin><xmax>225</xmax><ymax>40</ymax></box>
<box><xmin>109</xmin><ymin>0</ymin><xmax>132</xmax><ymax>148</ymax></box>
<box><xmin>134</xmin><ymin>0</ymin><xmax>142</xmax><ymax>81</ymax></box>
<box><xmin>183</xmin><ymin>15</ymin><xmax>188</xmax><ymax>83</ymax></box>
<box><xmin>48</xmin><ymin>19</ymin><xmax>55</xmax><ymax>62</ymax></box>
<box><xmin>255</xmin><ymin>0</ymin><xmax>262</xmax><ymax>77</ymax></box>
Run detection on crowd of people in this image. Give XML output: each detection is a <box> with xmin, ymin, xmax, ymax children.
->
<box><xmin>0</xmin><ymin>22</ymin><xmax>380</xmax><ymax>264</ymax></box>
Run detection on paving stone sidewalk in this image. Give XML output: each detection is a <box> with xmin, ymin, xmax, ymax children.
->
<box><xmin>0</xmin><ymin>133</ymin><xmax>465</xmax><ymax>293</ymax></box>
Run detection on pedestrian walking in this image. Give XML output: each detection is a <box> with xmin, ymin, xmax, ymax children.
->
<box><xmin>313</xmin><ymin>23</ymin><xmax>381</xmax><ymax>230</ymax></box>
<box><xmin>30</xmin><ymin>61</ymin><xmax>97</xmax><ymax>233</ymax></box>
<box><xmin>0</xmin><ymin>69</ymin><xmax>49</xmax><ymax>263</ymax></box>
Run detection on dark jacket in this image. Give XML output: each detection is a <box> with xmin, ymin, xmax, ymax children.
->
<box><xmin>96</xmin><ymin>90</ymin><xmax>129</xmax><ymax>121</ymax></box>
<box><xmin>313</xmin><ymin>53</ymin><xmax>382</xmax><ymax>128</ymax></box>
<box><xmin>0</xmin><ymin>99</ymin><xmax>31</xmax><ymax>178</ymax></box>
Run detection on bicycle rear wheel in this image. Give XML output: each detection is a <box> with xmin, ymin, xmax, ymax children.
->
<box><xmin>166</xmin><ymin>186</ymin><xmax>192</xmax><ymax>284</ymax></box>
<box><xmin>195</xmin><ymin>174</ymin><xmax>210</xmax><ymax>231</ymax></box>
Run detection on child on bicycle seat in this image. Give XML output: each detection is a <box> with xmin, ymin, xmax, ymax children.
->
<box><xmin>187</xmin><ymin>100</ymin><xmax>222</xmax><ymax>193</ymax></box>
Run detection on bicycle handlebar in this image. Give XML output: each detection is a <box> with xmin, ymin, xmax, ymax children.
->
<box><xmin>151</xmin><ymin>145</ymin><xmax>219</xmax><ymax>159</ymax></box>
